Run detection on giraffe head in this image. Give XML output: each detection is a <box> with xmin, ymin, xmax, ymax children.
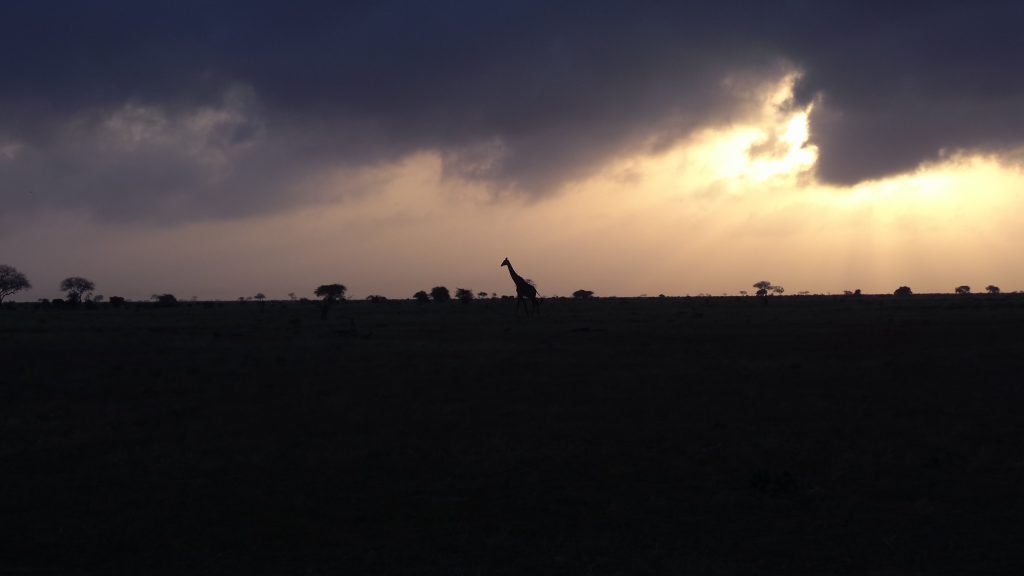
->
<box><xmin>500</xmin><ymin>257</ymin><xmax>510</xmax><ymax>268</ymax></box>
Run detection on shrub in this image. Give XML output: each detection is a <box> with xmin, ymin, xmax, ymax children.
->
<box><xmin>430</xmin><ymin>286</ymin><xmax>451</xmax><ymax>303</ymax></box>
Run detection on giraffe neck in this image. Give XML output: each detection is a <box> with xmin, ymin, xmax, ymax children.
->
<box><xmin>506</xmin><ymin>263</ymin><xmax>525</xmax><ymax>285</ymax></box>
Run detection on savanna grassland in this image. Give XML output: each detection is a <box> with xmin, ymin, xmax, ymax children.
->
<box><xmin>3</xmin><ymin>295</ymin><xmax>1024</xmax><ymax>574</ymax></box>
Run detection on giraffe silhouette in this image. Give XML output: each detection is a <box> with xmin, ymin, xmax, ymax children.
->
<box><xmin>501</xmin><ymin>257</ymin><xmax>540</xmax><ymax>315</ymax></box>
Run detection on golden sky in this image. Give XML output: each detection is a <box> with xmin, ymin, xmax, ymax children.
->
<box><xmin>6</xmin><ymin>76</ymin><xmax>1024</xmax><ymax>301</ymax></box>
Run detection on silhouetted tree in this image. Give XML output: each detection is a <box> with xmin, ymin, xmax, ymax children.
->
<box><xmin>477</xmin><ymin>291</ymin><xmax>489</xmax><ymax>299</ymax></box>
<box><xmin>986</xmin><ymin>285</ymin><xmax>1001</xmax><ymax>294</ymax></box>
<box><xmin>109</xmin><ymin>296</ymin><xmax>127</xmax><ymax>308</ymax></box>
<box><xmin>315</xmin><ymin>283</ymin><xmax>346</xmax><ymax>318</ymax></box>
<box><xmin>894</xmin><ymin>286</ymin><xmax>913</xmax><ymax>296</ymax></box>
<box><xmin>753</xmin><ymin>280</ymin><xmax>773</xmax><ymax>293</ymax></box>
<box><xmin>430</xmin><ymin>286</ymin><xmax>451</xmax><ymax>303</ymax></box>
<box><xmin>455</xmin><ymin>288</ymin><xmax>474</xmax><ymax>303</ymax></box>
<box><xmin>739</xmin><ymin>290</ymin><xmax>748</xmax><ymax>296</ymax></box>
<box><xmin>413</xmin><ymin>290</ymin><xmax>430</xmax><ymax>304</ymax></box>
<box><xmin>756</xmin><ymin>288</ymin><xmax>768</xmax><ymax>297</ymax></box>
<box><xmin>255</xmin><ymin>293</ymin><xmax>266</xmax><ymax>302</ymax></box>
<box><xmin>0</xmin><ymin>265</ymin><xmax>31</xmax><ymax>302</ymax></box>
<box><xmin>288</xmin><ymin>292</ymin><xmax>297</xmax><ymax>301</ymax></box>
<box><xmin>60</xmin><ymin>277</ymin><xmax>95</xmax><ymax>304</ymax></box>
<box><xmin>573</xmin><ymin>289</ymin><xmax>594</xmax><ymax>299</ymax></box>
<box><xmin>366</xmin><ymin>295</ymin><xmax>388</xmax><ymax>303</ymax></box>
<box><xmin>955</xmin><ymin>285</ymin><xmax>971</xmax><ymax>295</ymax></box>
<box><xmin>151</xmin><ymin>294</ymin><xmax>178</xmax><ymax>307</ymax></box>
<box><xmin>315</xmin><ymin>284</ymin><xmax>347</xmax><ymax>301</ymax></box>
<box><xmin>772</xmin><ymin>286</ymin><xmax>785</xmax><ymax>295</ymax></box>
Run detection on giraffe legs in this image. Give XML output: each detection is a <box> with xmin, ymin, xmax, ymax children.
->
<box><xmin>514</xmin><ymin>295</ymin><xmax>532</xmax><ymax>316</ymax></box>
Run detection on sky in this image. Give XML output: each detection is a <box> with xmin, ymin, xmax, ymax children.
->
<box><xmin>4</xmin><ymin>1</ymin><xmax>1024</xmax><ymax>300</ymax></box>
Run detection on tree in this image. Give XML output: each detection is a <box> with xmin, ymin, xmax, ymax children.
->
<box><xmin>151</xmin><ymin>294</ymin><xmax>178</xmax><ymax>307</ymax></box>
<box><xmin>894</xmin><ymin>286</ymin><xmax>913</xmax><ymax>296</ymax></box>
<box><xmin>315</xmin><ymin>284</ymin><xmax>346</xmax><ymax>319</ymax></box>
<box><xmin>60</xmin><ymin>277</ymin><xmax>95</xmax><ymax>303</ymax></box>
<box><xmin>772</xmin><ymin>286</ymin><xmax>785</xmax><ymax>295</ymax></box>
<box><xmin>288</xmin><ymin>292</ymin><xmax>297</xmax><ymax>301</ymax></box>
<box><xmin>477</xmin><ymin>291</ymin><xmax>489</xmax><ymax>300</ymax></box>
<box><xmin>955</xmin><ymin>285</ymin><xmax>971</xmax><ymax>295</ymax></box>
<box><xmin>413</xmin><ymin>290</ymin><xmax>430</xmax><ymax>304</ymax></box>
<box><xmin>986</xmin><ymin>285</ymin><xmax>1001</xmax><ymax>294</ymax></box>
<box><xmin>254</xmin><ymin>293</ymin><xmax>266</xmax><ymax>302</ymax></box>
<box><xmin>753</xmin><ymin>280</ymin><xmax>772</xmax><ymax>293</ymax></box>
<box><xmin>430</xmin><ymin>286</ymin><xmax>451</xmax><ymax>302</ymax></box>
<box><xmin>573</xmin><ymin>289</ymin><xmax>594</xmax><ymax>299</ymax></box>
<box><xmin>739</xmin><ymin>290</ymin><xmax>748</xmax><ymax>296</ymax></box>
<box><xmin>314</xmin><ymin>284</ymin><xmax>347</xmax><ymax>301</ymax></box>
<box><xmin>455</xmin><ymin>288</ymin><xmax>474</xmax><ymax>303</ymax></box>
<box><xmin>0</xmin><ymin>265</ymin><xmax>31</xmax><ymax>302</ymax></box>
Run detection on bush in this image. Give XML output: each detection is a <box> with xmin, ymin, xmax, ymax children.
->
<box><xmin>430</xmin><ymin>286</ymin><xmax>451</xmax><ymax>303</ymax></box>
<box><xmin>152</xmin><ymin>294</ymin><xmax>179</xmax><ymax>307</ymax></box>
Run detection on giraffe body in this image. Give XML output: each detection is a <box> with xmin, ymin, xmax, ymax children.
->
<box><xmin>500</xmin><ymin>257</ymin><xmax>539</xmax><ymax>315</ymax></box>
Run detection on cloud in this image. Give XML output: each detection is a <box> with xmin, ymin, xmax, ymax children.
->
<box><xmin>3</xmin><ymin>1</ymin><xmax>1024</xmax><ymax>222</ymax></box>
<box><xmin>778</xmin><ymin>2</ymin><xmax>1024</xmax><ymax>184</ymax></box>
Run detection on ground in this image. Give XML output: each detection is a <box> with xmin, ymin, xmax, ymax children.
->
<box><xmin>2</xmin><ymin>295</ymin><xmax>1024</xmax><ymax>574</ymax></box>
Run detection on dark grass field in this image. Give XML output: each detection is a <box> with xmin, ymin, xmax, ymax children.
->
<box><xmin>3</xmin><ymin>295</ymin><xmax>1024</xmax><ymax>574</ymax></box>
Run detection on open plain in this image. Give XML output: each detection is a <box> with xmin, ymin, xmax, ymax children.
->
<box><xmin>3</xmin><ymin>295</ymin><xmax>1024</xmax><ymax>574</ymax></box>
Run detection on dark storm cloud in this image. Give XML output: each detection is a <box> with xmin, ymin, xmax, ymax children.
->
<box><xmin>775</xmin><ymin>2</ymin><xmax>1024</xmax><ymax>184</ymax></box>
<box><xmin>2</xmin><ymin>1</ymin><xmax>1024</xmax><ymax>221</ymax></box>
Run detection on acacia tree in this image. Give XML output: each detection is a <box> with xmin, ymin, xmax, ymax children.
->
<box><xmin>315</xmin><ymin>284</ymin><xmax>346</xmax><ymax>301</ymax></box>
<box><xmin>955</xmin><ymin>285</ymin><xmax>971</xmax><ymax>295</ymax></box>
<box><xmin>894</xmin><ymin>286</ymin><xmax>913</xmax><ymax>296</ymax></box>
<box><xmin>413</xmin><ymin>290</ymin><xmax>430</xmax><ymax>303</ymax></box>
<box><xmin>0</xmin><ymin>265</ymin><xmax>31</xmax><ymax>302</ymax></box>
<box><xmin>986</xmin><ymin>285</ymin><xmax>1001</xmax><ymax>294</ymax></box>
<box><xmin>60</xmin><ymin>277</ymin><xmax>95</xmax><ymax>303</ymax></box>
<box><xmin>753</xmin><ymin>280</ymin><xmax>774</xmax><ymax>297</ymax></box>
<box><xmin>315</xmin><ymin>283</ymin><xmax>346</xmax><ymax>319</ymax></box>
<box><xmin>455</xmin><ymin>288</ymin><xmax>474</xmax><ymax>303</ymax></box>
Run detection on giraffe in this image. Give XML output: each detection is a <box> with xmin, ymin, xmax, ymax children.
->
<box><xmin>501</xmin><ymin>257</ymin><xmax>540</xmax><ymax>315</ymax></box>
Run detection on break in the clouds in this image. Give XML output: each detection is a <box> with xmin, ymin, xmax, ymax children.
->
<box><xmin>2</xmin><ymin>1</ymin><xmax>1024</xmax><ymax>221</ymax></box>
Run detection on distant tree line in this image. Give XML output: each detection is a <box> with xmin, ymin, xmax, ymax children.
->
<box><xmin>1</xmin><ymin>262</ymin><xmax>1017</xmax><ymax>305</ymax></box>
